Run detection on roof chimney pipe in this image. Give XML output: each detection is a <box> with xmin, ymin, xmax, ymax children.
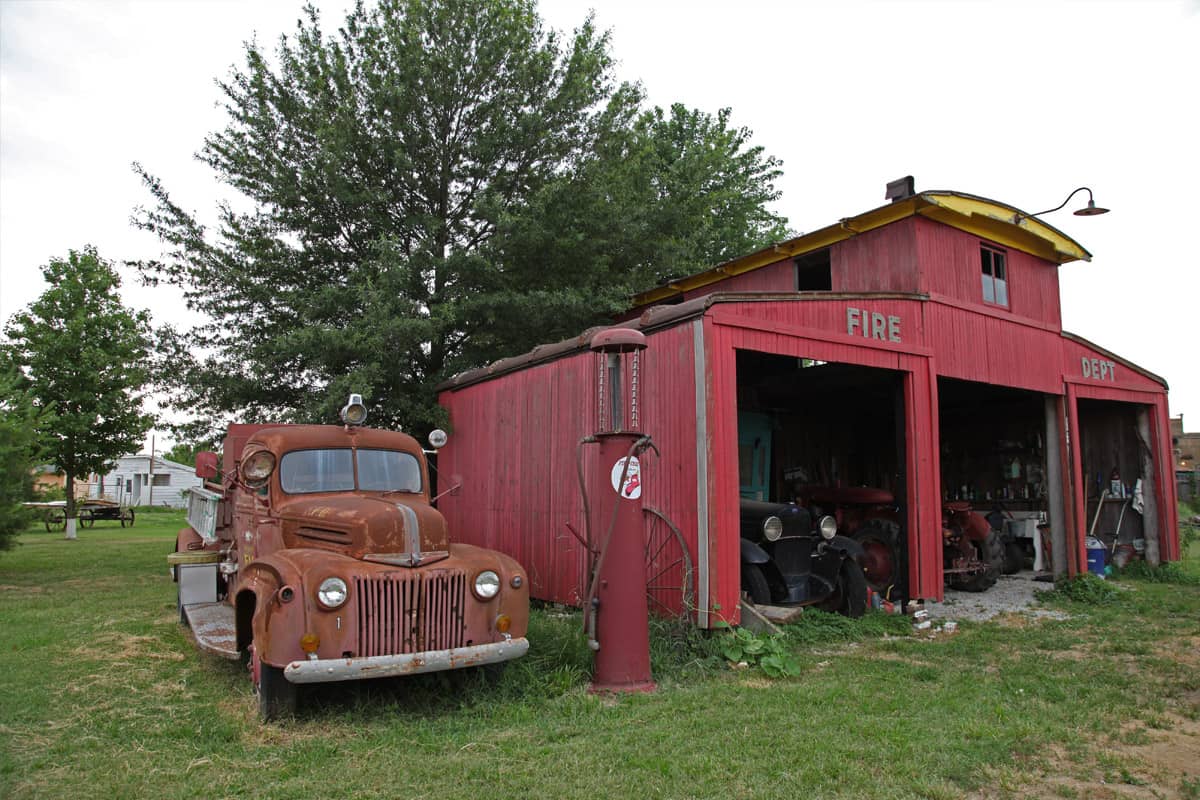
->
<box><xmin>885</xmin><ymin>175</ymin><xmax>915</xmax><ymax>203</ymax></box>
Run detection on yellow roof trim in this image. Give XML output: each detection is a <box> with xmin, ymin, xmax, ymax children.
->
<box><xmin>630</xmin><ymin>190</ymin><xmax>1092</xmax><ymax>308</ymax></box>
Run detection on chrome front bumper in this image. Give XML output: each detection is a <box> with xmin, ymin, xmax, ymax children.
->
<box><xmin>283</xmin><ymin>637</ymin><xmax>530</xmax><ymax>684</ymax></box>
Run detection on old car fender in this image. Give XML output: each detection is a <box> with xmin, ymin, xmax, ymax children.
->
<box><xmin>824</xmin><ymin>535</ymin><xmax>866</xmax><ymax>562</ymax></box>
<box><xmin>740</xmin><ymin>538</ymin><xmax>771</xmax><ymax>565</ymax></box>
<box><xmin>235</xmin><ymin>556</ymin><xmax>305</xmax><ymax>660</ymax></box>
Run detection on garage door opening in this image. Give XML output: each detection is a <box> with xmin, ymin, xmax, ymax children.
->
<box><xmin>1076</xmin><ymin>398</ymin><xmax>1162</xmax><ymax>570</ymax></box>
<box><xmin>937</xmin><ymin>378</ymin><xmax>1051</xmax><ymax>589</ymax></box>
<box><xmin>733</xmin><ymin>349</ymin><xmax>908</xmax><ymax>614</ymax></box>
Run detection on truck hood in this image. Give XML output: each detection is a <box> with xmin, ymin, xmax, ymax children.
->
<box><xmin>276</xmin><ymin>494</ymin><xmax>449</xmax><ymax>566</ymax></box>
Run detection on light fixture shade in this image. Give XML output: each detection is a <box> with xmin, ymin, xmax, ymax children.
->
<box><xmin>1074</xmin><ymin>199</ymin><xmax>1110</xmax><ymax>216</ymax></box>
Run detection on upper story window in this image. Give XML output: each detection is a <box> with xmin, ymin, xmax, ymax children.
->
<box><xmin>794</xmin><ymin>248</ymin><xmax>832</xmax><ymax>291</ymax></box>
<box><xmin>980</xmin><ymin>246</ymin><xmax>1008</xmax><ymax>307</ymax></box>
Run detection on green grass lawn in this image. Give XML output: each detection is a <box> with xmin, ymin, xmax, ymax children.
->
<box><xmin>1</xmin><ymin>513</ymin><xmax>1197</xmax><ymax>800</ymax></box>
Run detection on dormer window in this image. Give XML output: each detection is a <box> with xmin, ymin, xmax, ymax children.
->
<box><xmin>980</xmin><ymin>245</ymin><xmax>1008</xmax><ymax>307</ymax></box>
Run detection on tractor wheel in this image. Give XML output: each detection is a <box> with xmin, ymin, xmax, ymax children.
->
<box><xmin>853</xmin><ymin>519</ymin><xmax>901</xmax><ymax>595</ymax></box>
<box><xmin>741</xmin><ymin>563</ymin><xmax>771</xmax><ymax>605</ymax></box>
<box><xmin>1002</xmin><ymin>539</ymin><xmax>1025</xmax><ymax>575</ymax></box>
<box><xmin>819</xmin><ymin>559</ymin><xmax>868</xmax><ymax>619</ymax></box>
<box><xmin>956</xmin><ymin>530</ymin><xmax>1004</xmax><ymax>592</ymax></box>
<box><xmin>251</xmin><ymin>644</ymin><xmax>297</xmax><ymax>721</ymax></box>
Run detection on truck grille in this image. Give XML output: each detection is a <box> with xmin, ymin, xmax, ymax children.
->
<box><xmin>353</xmin><ymin>571</ymin><xmax>467</xmax><ymax>657</ymax></box>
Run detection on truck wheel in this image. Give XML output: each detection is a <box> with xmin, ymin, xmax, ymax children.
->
<box><xmin>956</xmin><ymin>531</ymin><xmax>1003</xmax><ymax>592</ymax></box>
<box><xmin>251</xmin><ymin>646</ymin><xmax>297</xmax><ymax>720</ymax></box>
<box><xmin>853</xmin><ymin>519</ymin><xmax>901</xmax><ymax>594</ymax></box>
<box><xmin>741</xmin><ymin>563</ymin><xmax>771</xmax><ymax>605</ymax></box>
<box><xmin>821</xmin><ymin>559</ymin><xmax>868</xmax><ymax>619</ymax></box>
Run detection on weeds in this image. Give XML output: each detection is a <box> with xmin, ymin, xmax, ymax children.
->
<box><xmin>1114</xmin><ymin>559</ymin><xmax>1200</xmax><ymax>585</ymax></box>
<box><xmin>1036</xmin><ymin>573</ymin><xmax>1122</xmax><ymax>605</ymax></box>
<box><xmin>715</xmin><ymin>627</ymin><xmax>801</xmax><ymax>677</ymax></box>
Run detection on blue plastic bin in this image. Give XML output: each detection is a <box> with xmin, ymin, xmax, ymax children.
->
<box><xmin>1085</xmin><ymin>537</ymin><xmax>1107</xmax><ymax>578</ymax></box>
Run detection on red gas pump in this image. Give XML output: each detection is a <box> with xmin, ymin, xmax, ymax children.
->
<box><xmin>584</xmin><ymin>328</ymin><xmax>656</xmax><ymax>694</ymax></box>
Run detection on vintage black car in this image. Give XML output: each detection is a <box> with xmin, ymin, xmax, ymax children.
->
<box><xmin>739</xmin><ymin>499</ymin><xmax>868</xmax><ymax>618</ymax></box>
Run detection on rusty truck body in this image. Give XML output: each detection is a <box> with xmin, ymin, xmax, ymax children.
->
<box><xmin>170</xmin><ymin>396</ymin><xmax>529</xmax><ymax>719</ymax></box>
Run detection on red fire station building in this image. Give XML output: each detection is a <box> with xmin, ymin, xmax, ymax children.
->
<box><xmin>436</xmin><ymin>180</ymin><xmax>1180</xmax><ymax>627</ymax></box>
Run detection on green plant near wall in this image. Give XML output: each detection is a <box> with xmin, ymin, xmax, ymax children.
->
<box><xmin>717</xmin><ymin>627</ymin><xmax>802</xmax><ymax>677</ymax></box>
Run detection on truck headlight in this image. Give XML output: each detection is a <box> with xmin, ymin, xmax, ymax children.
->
<box><xmin>241</xmin><ymin>449</ymin><xmax>276</xmax><ymax>487</ymax></box>
<box><xmin>818</xmin><ymin>515</ymin><xmax>838</xmax><ymax>540</ymax></box>
<box><xmin>473</xmin><ymin>570</ymin><xmax>501</xmax><ymax>600</ymax></box>
<box><xmin>317</xmin><ymin>577</ymin><xmax>348</xmax><ymax>609</ymax></box>
<box><xmin>762</xmin><ymin>516</ymin><xmax>784</xmax><ymax>542</ymax></box>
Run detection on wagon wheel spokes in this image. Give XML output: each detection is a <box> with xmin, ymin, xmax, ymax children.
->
<box><xmin>44</xmin><ymin>509</ymin><xmax>66</xmax><ymax>533</ymax></box>
<box><xmin>642</xmin><ymin>506</ymin><xmax>695</xmax><ymax>624</ymax></box>
<box><xmin>79</xmin><ymin>509</ymin><xmax>95</xmax><ymax>528</ymax></box>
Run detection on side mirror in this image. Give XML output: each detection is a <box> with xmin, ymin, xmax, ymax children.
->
<box><xmin>428</xmin><ymin>429</ymin><xmax>448</xmax><ymax>449</ymax></box>
<box><xmin>195</xmin><ymin>451</ymin><xmax>219</xmax><ymax>480</ymax></box>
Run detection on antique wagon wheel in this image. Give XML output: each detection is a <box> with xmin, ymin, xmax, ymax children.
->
<box><xmin>120</xmin><ymin>508</ymin><xmax>135</xmax><ymax>528</ymax></box>
<box><xmin>642</xmin><ymin>506</ymin><xmax>695</xmax><ymax>623</ymax></box>
<box><xmin>44</xmin><ymin>509</ymin><xmax>66</xmax><ymax>533</ymax></box>
<box><xmin>79</xmin><ymin>509</ymin><xmax>95</xmax><ymax>528</ymax></box>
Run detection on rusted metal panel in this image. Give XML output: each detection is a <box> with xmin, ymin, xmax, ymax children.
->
<box><xmin>184</xmin><ymin>602</ymin><xmax>238</xmax><ymax>658</ymax></box>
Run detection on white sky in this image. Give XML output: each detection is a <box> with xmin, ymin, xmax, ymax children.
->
<box><xmin>1</xmin><ymin>0</ymin><xmax>1198</xmax><ymax>449</ymax></box>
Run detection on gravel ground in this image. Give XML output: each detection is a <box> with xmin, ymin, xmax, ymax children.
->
<box><xmin>925</xmin><ymin>572</ymin><xmax>1070</xmax><ymax>622</ymax></box>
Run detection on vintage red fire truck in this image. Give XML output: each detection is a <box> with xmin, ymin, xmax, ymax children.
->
<box><xmin>169</xmin><ymin>394</ymin><xmax>529</xmax><ymax>719</ymax></box>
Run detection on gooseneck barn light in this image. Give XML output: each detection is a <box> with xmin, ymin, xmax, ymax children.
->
<box><xmin>1013</xmin><ymin>187</ymin><xmax>1110</xmax><ymax>224</ymax></box>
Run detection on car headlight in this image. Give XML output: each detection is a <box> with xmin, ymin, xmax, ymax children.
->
<box><xmin>818</xmin><ymin>515</ymin><xmax>838</xmax><ymax>540</ymax></box>
<box><xmin>762</xmin><ymin>516</ymin><xmax>784</xmax><ymax>542</ymax></box>
<box><xmin>473</xmin><ymin>570</ymin><xmax>501</xmax><ymax>600</ymax></box>
<box><xmin>241</xmin><ymin>449</ymin><xmax>276</xmax><ymax>487</ymax></box>
<box><xmin>317</xmin><ymin>577</ymin><xmax>348</xmax><ymax>609</ymax></box>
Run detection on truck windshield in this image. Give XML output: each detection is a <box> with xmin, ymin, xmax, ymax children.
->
<box><xmin>279</xmin><ymin>449</ymin><xmax>422</xmax><ymax>494</ymax></box>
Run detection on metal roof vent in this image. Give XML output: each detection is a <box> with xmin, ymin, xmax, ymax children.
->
<box><xmin>885</xmin><ymin>175</ymin><xmax>915</xmax><ymax>203</ymax></box>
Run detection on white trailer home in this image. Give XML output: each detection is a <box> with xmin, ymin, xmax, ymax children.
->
<box><xmin>90</xmin><ymin>455</ymin><xmax>201</xmax><ymax>508</ymax></box>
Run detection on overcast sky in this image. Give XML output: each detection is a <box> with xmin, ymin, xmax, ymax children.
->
<box><xmin>1</xmin><ymin>0</ymin><xmax>1198</xmax><ymax>446</ymax></box>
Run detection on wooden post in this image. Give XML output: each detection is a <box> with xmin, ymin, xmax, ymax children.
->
<box><xmin>148</xmin><ymin>436</ymin><xmax>155</xmax><ymax>508</ymax></box>
<box><xmin>1136</xmin><ymin>407</ymin><xmax>1161</xmax><ymax>566</ymax></box>
<box><xmin>1045</xmin><ymin>396</ymin><xmax>1068</xmax><ymax>577</ymax></box>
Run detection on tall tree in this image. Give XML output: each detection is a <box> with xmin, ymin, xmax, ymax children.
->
<box><xmin>3</xmin><ymin>247</ymin><xmax>153</xmax><ymax>539</ymax></box>
<box><xmin>134</xmin><ymin>0</ymin><xmax>788</xmax><ymax>435</ymax></box>
<box><xmin>0</xmin><ymin>365</ymin><xmax>42</xmax><ymax>549</ymax></box>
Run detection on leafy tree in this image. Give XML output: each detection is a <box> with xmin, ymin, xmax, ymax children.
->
<box><xmin>133</xmin><ymin>0</ymin><xmax>788</xmax><ymax>436</ymax></box>
<box><xmin>0</xmin><ymin>366</ymin><xmax>42</xmax><ymax>549</ymax></box>
<box><xmin>163</xmin><ymin>441</ymin><xmax>211</xmax><ymax>468</ymax></box>
<box><xmin>3</xmin><ymin>247</ymin><xmax>153</xmax><ymax>539</ymax></box>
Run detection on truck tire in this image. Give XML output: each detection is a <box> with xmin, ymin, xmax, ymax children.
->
<box><xmin>820</xmin><ymin>559</ymin><xmax>868</xmax><ymax>619</ymax></box>
<box><xmin>741</xmin><ymin>563</ymin><xmax>771</xmax><ymax>605</ymax></box>
<box><xmin>252</xmin><ymin>646</ymin><xmax>297</xmax><ymax>720</ymax></box>
<box><xmin>955</xmin><ymin>530</ymin><xmax>1004</xmax><ymax>592</ymax></box>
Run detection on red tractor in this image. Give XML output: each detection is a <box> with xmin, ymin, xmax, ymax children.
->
<box><xmin>792</xmin><ymin>486</ymin><xmax>1003</xmax><ymax>601</ymax></box>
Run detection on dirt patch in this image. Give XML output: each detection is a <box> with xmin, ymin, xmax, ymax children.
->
<box><xmin>968</xmin><ymin>715</ymin><xmax>1200</xmax><ymax>799</ymax></box>
<box><xmin>70</xmin><ymin>632</ymin><xmax>186</xmax><ymax>663</ymax></box>
<box><xmin>0</xmin><ymin>584</ymin><xmax>44</xmax><ymax>593</ymax></box>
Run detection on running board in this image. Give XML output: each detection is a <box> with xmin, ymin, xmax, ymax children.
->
<box><xmin>184</xmin><ymin>602</ymin><xmax>239</xmax><ymax>659</ymax></box>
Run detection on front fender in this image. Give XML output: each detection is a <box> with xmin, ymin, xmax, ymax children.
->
<box><xmin>740</xmin><ymin>538</ymin><xmax>771</xmax><ymax>565</ymax></box>
<box><xmin>825</xmin><ymin>535</ymin><xmax>865</xmax><ymax>561</ymax></box>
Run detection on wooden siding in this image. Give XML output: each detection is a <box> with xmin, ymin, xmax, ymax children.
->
<box><xmin>438</xmin><ymin>324</ymin><xmax>704</xmax><ymax>615</ymax></box>
<box><xmin>916</xmin><ymin>217</ymin><xmax>1062</xmax><ymax>327</ymax></box>
<box><xmin>921</xmin><ymin>301</ymin><xmax>1064</xmax><ymax>393</ymax></box>
<box><xmin>831</xmin><ymin>218</ymin><xmax>920</xmax><ymax>293</ymax></box>
<box><xmin>681</xmin><ymin>258</ymin><xmax>794</xmax><ymax>300</ymax></box>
